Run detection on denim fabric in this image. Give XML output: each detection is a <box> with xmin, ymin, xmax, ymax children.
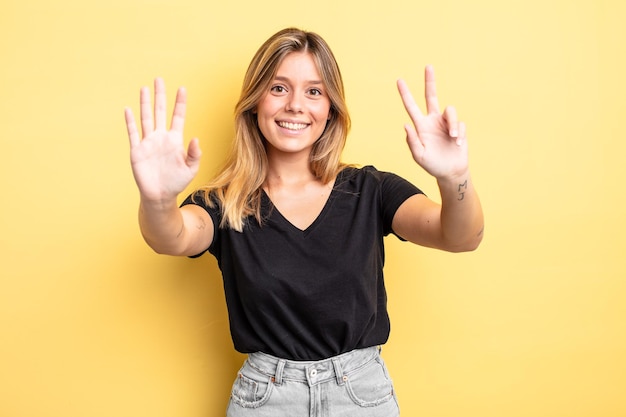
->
<box><xmin>226</xmin><ymin>347</ymin><xmax>400</xmax><ymax>417</ymax></box>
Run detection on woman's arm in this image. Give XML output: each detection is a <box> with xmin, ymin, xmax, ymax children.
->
<box><xmin>392</xmin><ymin>177</ymin><xmax>483</xmax><ymax>252</ymax></box>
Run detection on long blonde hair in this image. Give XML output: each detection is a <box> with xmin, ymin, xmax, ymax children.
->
<box><xmin>200</xmin><ymin>28</ymin><xmax>351</xmax><ymax>232</ymax></box>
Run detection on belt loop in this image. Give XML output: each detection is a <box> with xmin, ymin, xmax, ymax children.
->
<box><xmin>332</xmin><ymin>358</ymin><xmax>345</xmax><ymax>386</ymax></box>
<box><xmin>274</xmin><ymin>359</ymin><xmax>286</xmax><ymax>386</ymax></box>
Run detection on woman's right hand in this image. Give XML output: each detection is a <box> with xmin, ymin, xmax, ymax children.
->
<box><xmin>124</xmin><ymin>78</ymin><xmax>202</xmax><ymax>202</ymax></box>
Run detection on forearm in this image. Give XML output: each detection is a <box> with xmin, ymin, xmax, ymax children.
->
<box><xmin>138</xmin><ymin>197</ymin><xmax>187</xmax><ymax>255</ymax></box>
<box><xmin>437</xmin><ymin>171</ymin><xmax>484</xmax><ymax>252</ymax></box>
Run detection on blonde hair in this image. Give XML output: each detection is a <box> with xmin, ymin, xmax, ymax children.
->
<box><xmin>199</xmin><ymin>28</ymin><xmax>351</xmax><ymax>232</ymax></box>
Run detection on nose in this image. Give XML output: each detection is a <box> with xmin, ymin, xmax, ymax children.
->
<box><xmin>286</xmin><ymin>92</ymin><xmax>303</xmax><ymax>113</ymax></box>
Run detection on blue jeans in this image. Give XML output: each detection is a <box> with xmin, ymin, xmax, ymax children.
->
<box><xmin>226</xmin><ymin>346</ymin><xmax>400</xmax><ymax>417</ymax></box>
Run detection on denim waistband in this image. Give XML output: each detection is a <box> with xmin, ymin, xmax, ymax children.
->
<box><xmin>245</xmin><ymin>347</ymin><xmax>380</xmax><ymax>387</ymax></box>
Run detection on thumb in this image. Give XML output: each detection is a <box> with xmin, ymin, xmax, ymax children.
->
<box><xmin>404</xmin><ymin>123</ymin><xmax>424</xmax><ymax>161</ymax></box>
<box><xmin>186</xmin><ymin>138</ymin><xmax>202</xmax><ymax>168</ymax></box>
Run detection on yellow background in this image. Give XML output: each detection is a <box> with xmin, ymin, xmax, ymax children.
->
<box><xmin>1</xmin><ymin>0</ymin><xmax>625</xmax><ymax>416</ymax></box>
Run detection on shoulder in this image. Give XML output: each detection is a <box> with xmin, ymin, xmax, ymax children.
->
<box><xmin>337</xmin><ymin>165</ymin><xmax>391</xmax><ymax>185</ymax></box>
<box><xmin>337</xmin><ymin>165</ymin><xmax>420</xmax><ymax>193</ymax></box>
<box><xmin>181</xmin><ymin>189</ymin><xmax>213</xmax><ymax>209</ymax></box>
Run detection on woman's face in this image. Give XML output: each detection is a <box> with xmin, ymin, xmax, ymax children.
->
<box><xmin>255</xmin><ymin>51</ymin><xmax>331</xmax><ymax>159</ymax></box>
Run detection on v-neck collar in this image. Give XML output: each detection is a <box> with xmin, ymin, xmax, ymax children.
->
<box><xmin>261</xmin><ymin>178</ymin><xmax>339</xmax><ymax>236</ymax></box>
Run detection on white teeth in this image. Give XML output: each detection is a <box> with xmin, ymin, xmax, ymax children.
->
<box><xmin>278</xmin><ymin>121</ymin><xmax>308</xmax><ymax>130</ymax></box>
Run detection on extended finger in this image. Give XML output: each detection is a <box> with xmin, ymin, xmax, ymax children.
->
<box><xmin>125</xmin><ymin>107</ymin><xmax>140</xmax><ymax>148</ymax></box>
<box><xmin>170</xmin><ymin>87</ymin><xmax>187</xmax><ymax>133</ymax></box>
<box><xmin>424</xmin><ymin>65</ymin><xmax>440</xmax><ymax>115</ymax></box>
<box><xmin>397</xmin><ymin>79</ymin><xmax>423</xmax><ymax>122</ymax></box>
<box><xmin>140</xmin><ymin>86</ymin><xmax>153</xmax><ymax>138</ymax></box>
<box><xmin>154</xmin><ymin>78</ymin><xmax>167</xmax><ymax>131</ymax></box>
<box><xmin>442</xmin><ymin>106</ymin><xmax>459</xmax><ymax>138</ymax></box>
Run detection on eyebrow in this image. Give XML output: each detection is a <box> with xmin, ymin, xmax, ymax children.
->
<box><xmin>274</xmin><ymin>75</ymin><xmax>324</xmax><ymax>85</ymax></box>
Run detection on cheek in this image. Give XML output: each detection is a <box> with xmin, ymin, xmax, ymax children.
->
<box><xmin>256</xmin><ymin>102</ymin><xmax>276</xmax><ymax>126</ymax></box>
<box><xmin>256</xmin><ymin>116</ymin><xmax>272</xmax><ymax>139</ymax></box>
<box><xmin>255</xmin><ymin>95</ymin><xmax>276</xmax><ymax>117</ymax></box>
<box><xmin>315</xmin><ymin>102</ymin><xmax>332</xmax><ymax>121</ymax></box>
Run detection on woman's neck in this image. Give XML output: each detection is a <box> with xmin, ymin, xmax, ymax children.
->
<box><xmin>265</xmin><ymin>150</ymin><xmax>319</xmax><ymax>188</ymax></box>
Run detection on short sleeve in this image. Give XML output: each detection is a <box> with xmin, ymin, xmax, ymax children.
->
<box><xmin>180</xmin><ymin>190</ymin><xmax>222</xmax><ymax>257</ymax></box>
<box><xmin>365</xmin><ymin>167</ymin><xmax>423</xmax><ymax>237</ymax></box>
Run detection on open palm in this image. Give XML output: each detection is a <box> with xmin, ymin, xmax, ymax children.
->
<box><xmin>125</xmin><ymin>78</ymin><xmax>201</xmax><ymax>202</ymax></box>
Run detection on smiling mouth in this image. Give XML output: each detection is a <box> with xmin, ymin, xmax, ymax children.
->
<box><xmin>277</xmin><ymin>121</ymin><xmax>309</xmax><ymax>131</ymax></box>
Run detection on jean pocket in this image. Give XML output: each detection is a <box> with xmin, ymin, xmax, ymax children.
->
<box><xmin>345</xmin><ymin>356</ymin><xmax>395</xmax><ymax>407</ymax></box>
<box><xmin>230</xmin><ymin>361</ymin><xmax>274</xmax><ymax>409</ymax></box>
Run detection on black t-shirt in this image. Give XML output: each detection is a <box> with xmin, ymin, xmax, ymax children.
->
<box><xmin>182</xmin><ymin>166</ymin><xmax>422</xmax><ymax>360</ymax></box>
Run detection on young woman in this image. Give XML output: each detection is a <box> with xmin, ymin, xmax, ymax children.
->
<box><xmin>125</xmin><ymin>27</ymin><xmax>483</xmax><ymax>417</ymax></box>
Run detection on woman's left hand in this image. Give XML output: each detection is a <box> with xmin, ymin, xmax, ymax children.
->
<box><xmin>397</xmin><ymin>65</ymin><xmax>469</xmax><ymax>181</ymax></box>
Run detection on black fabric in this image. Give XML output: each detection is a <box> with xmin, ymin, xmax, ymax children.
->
<box><xmin>182</xmin><ymin>166</ymin><xmax>422</xmax><ymax>361</ymax></box>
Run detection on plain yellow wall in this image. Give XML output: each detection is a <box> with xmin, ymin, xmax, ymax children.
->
<box><xmin>1</xmin><ymin>0</ymin><xmax>625</xmax><ymax>416</ymax></box>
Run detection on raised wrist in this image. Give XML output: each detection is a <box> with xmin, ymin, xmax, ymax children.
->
<box><xmin>139</xmin><ymin>194</ymin><xmax>179</xmax><ymax>211</ymax></box>
<box><xmin>436</xmin><ymin>169</ymin><xmax>471</xmax><ymax>188</ymax></box>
